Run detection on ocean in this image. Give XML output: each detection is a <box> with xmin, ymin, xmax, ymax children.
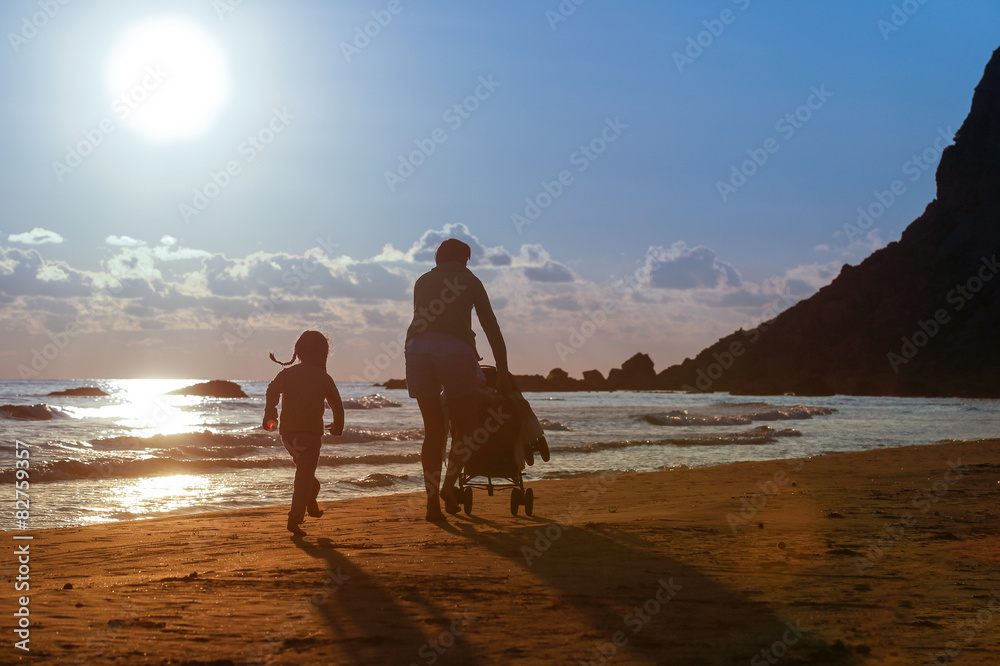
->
<box><xmin>2</xmin><ymin>378</ymin><xmax>997</xmax><ymax>530</ymax></box>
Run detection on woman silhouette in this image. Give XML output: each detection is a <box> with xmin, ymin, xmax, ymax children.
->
<box><xmin>404</xmin><ymin>238</ymin><xmax>511</xmax><ymax>521</ymax></box>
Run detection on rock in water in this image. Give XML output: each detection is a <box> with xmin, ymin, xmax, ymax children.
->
<box><xmin>47</xmin><ymin>387</ymin><xmax>109</xmax><ymax>397</ymax></box>
<box><xmin>166</xmin><ymin>380</ymin><xmax>248</xmax><ymax>398</ymax></box>
<box><xmin>657</xmin><ymin>47</ymin><xmax>1000</xmax><ymax>398</ymax></box>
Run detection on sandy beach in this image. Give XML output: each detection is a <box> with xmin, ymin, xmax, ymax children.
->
<box><xmin>7</xmin><ymin>439</ymin><xmax>1000</xmax><ymax>665</ymax></box>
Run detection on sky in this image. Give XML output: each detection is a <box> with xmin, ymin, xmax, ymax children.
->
<box><xmin>1</xmin><ymin>0</ymin><xmax>998</xmax><ymax>382</ymax></box>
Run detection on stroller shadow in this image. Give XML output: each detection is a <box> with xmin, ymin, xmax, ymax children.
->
<box><xmin>293</xmin><ymin>535</ymin><xmax>481</xmax><ymax>665</ymax></box>
<box><xmin>436</xmin><ymin>516</ymin><xmax>859</xmax><ymax>664</ymax></box>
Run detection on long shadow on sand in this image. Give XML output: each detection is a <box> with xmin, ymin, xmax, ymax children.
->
<box><xmin>293</xmin><ymin>535</ymin><xmax>481</xmax><ymax>665</ymax></box>
<box><xmin>436</xmin><ymin>514</ymin><xmax>860</xmax><ymax>665</ymax></box>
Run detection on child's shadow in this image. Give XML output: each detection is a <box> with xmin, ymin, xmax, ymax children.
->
<box><xmin>294</xmin><ymin>536</ymin><xmax>480</xmax><ymax>665</ymax></box>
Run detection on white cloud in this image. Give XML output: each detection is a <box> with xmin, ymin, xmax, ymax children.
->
<box><xmin>106</xmin><ymin>235</ymin><xmax>146</xmax><ymax>247</ymax></box>
<box><xmin>153</xmin><ymin>246</ymin><xmax>212</xmax><ymax>261</ymax></box>
<box><xmin>524</xmin><ymin>261</ymin><xmax>574</xmax><ymax>283</ymax></box>
<box><xmin>160</xmin><ymin>235</ymin><xmax>178</xmax><ymax>246</ymax></box>
<box><xmin>645</xmin><ymin>242</ymin><xmax>742</xmax><ymax>290</ymax></box>
<box><xmin>35</xmin><ymin>264</ymin><xmax>70</xmax><ymax>282</ymax></box>
<box><xmin>8</xmin><ymin>228</ymin><xmax>64</xmax><ymax>245</ymax></box>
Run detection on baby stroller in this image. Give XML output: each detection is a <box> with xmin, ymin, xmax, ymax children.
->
<box><xmin>448</xmin><ymin>365</ymin><xmax>550</xmax><ymax>516</ymax></box>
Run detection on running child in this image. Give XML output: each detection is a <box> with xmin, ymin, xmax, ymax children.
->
<box><xmin>263</xmin><ymin>330</ymin><xmax>345</xmax><ymax>536</ymax></box>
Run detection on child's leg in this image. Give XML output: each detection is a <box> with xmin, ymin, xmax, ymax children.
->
<box><xmin>283</xmin><ymin>432</ymin><xmax>322</xmax><ymax>525</ymax></box>
<box><xmin>308</xmin><ymin>477</ymin><xmax>323</xmax><ymax>518</ymax></box>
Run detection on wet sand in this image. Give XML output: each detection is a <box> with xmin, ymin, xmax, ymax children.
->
<box><xmin>7</xmin><ymin>439</ymin><xmax>1000</xmax><ymax>664</ymax></box>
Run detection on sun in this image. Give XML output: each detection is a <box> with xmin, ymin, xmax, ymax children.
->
<box><xmin>105</xmin><ymin>17</ymin><xmax>231</xmax><ymax>141</ymax></box>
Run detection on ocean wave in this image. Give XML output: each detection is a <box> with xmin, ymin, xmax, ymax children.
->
<box><xmin>330</xmin><ymin>427</ymin><xmax>423</xmax><ymax>443</ymax></box>
<box><xmin>343</xmin><ymin>472</ymin><xmax>410</xmax><ymax>488</ymax></box>
<box><xmin>539</xmin><ymin>419</ymin><xmax>571</xmax><ymax>431</ymax></box>
<box><xmin>343</xmin><ymin>394</ymin><xmax>403</xmax><ymax>409</ymax></box>
<box><xmin>555</xmin><ymin>426</ymin><xmax>802</xmax><ymax>453</ymax></box>
<box><xmin>87</xmin><ymin>431</ymin><xmax>279</xmax><ymax>451</ymax></box>
<box><xmin>642</xmin><ymin>404</ymin><xmax>835</xmax><ymax>427</ymax></box>
<box><xmin>0</xmin><ymin>403</ymin><xmax>73</xmax><ymax>420</ymax></box>
<box><xmin>0</xmin><ymin>453</ymin><xmax>422</xmax><ymax>483</ymax></box>
<box><xmin>80</xmin><ymin>427</ymin><xmax>423</xmax><ymax>451</ymax></box>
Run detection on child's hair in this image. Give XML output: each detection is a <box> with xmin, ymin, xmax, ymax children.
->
<box><xmin>435</xmin><ymin>238</ymin><xmax>472</xmax><ymax>265</ymax></box>
<box><xmin>269</xmin><ymin>330</ymin><xmax>330</xmax><ymax>368</ymax></box>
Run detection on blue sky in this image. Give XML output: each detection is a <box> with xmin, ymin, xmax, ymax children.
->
<box><xmin>1</xmin><ymin>0</ymin><xmax>998</xmax><ymax>380</ymax></box>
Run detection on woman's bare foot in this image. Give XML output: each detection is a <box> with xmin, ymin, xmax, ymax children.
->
<box><xmin>425</xmin><ymin>507</ymin><xmax>446</xmax><ymax>522</ymax></box>
<box><xmin>286</xmin><ymin>517</ymin><xmax>306</xmax><ymax>536</ymax></box>
<box><xmin>440</xmin><ymin>486</ymin><xmax>460</xmax><ymax>515</ymax></box>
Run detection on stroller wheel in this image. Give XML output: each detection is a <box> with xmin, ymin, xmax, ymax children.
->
<box><xmin>510</xmin><ymin>487</ymin><xmax>523</xmax><ymax>516</ymax></box>
<box><xmin>463</xmin><ymin>487</ymin><xmax>474</xmax><ymax>516</ymax></box>
<box><xmin>524</xmin><ymin>442</ymin><xmax>534</xmax><ymax>467</ymax></box>
<box><xmin>523</xmin><ymin>488</ymin><xmax>534</xmax><ymax>516</ymax></box>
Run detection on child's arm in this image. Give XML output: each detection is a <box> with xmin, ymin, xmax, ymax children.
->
<box><xmin>263</xmin><ymin>375</ymin><xmax>281</xmax><ymax>430</ymax></box>
<box><xmin>326</xmin><ymin>378</ymin><xmax>345</xmax><ymax>436</ymax></box>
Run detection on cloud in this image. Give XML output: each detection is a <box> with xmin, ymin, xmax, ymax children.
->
<box><xmin>400</xmin><ymin>223</ymin><xmax>514</xmax><ymax>267</ymax></box>
<box><xmin>160</xmin><ymin>235</ymin><xmax>177</xmax><ymax>246</ymax></box>
<box><xmin>8</xmin><ymin>228</ymin><xmax>64</xmax><ymax>245</ymax></box>
<box><xmin>153</xmin><ymin>246</ymin><xmax>212</xmax><ymax>261</ymax></box>
<box><xmin>524</xmin><ymin>260</ymin><xmax>574</xmax><ymax>283</ymax></box>
<box><xmin>106</xmin><ymin>235</ymin><xmax>146</xmax><ymax>247</ymax></box>
<box><xmin>0</xmin><ymin>247</ymin><xmax>92</xmax><ymax>298</ymax></box>
<box><xmin>646</xmin><ymin>242</ymin><xmax>741</xmax><ymax>290</ymax></box>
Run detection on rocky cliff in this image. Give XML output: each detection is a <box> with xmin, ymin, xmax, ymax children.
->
<box><xmin>657</xmin><ymin>48</ymin><xmax>1000</xmax><ymax>397</ymax></box>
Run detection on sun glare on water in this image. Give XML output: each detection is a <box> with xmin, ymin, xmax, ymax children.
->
<box><xmin>118</xmin><ymin>475</ymin><xmax>213</xmax><ymax>517</ymax></box>
<box><xmin>113</xmin><ymin>379</ymin><xmax>205</xmax><ymax>436</ymax></box>
<box><xmin>105</xmin><ymin>17</ymin><xmax>231</xmax><ymax>141</ymax></box>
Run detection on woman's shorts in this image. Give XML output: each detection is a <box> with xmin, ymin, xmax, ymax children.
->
<box><xmin>405</xmin><ymin>352</ymin><xmax>483</xmax><ymax>401</ymax></box>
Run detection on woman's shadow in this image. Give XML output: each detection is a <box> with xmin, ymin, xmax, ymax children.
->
<box><xmin>434</xmin><ymin>513</ymin><xmax>859</xmax><ymax>664</ymax></box>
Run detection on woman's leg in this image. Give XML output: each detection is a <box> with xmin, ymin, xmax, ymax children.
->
<box><xmin>416</xmin><ymin>396</ymin><xmax>448</xmax><ymax>519</ymax></box>
<box><xmin>442</xmin><ymin>392</ymin><xmax>478</xmax><ymax>491</ymax></box>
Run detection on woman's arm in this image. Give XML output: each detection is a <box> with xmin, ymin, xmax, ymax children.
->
<box><xmin>473</xmin><ymin>282</ymin><xmax>509</xmax><ymax>376</ymax></box>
